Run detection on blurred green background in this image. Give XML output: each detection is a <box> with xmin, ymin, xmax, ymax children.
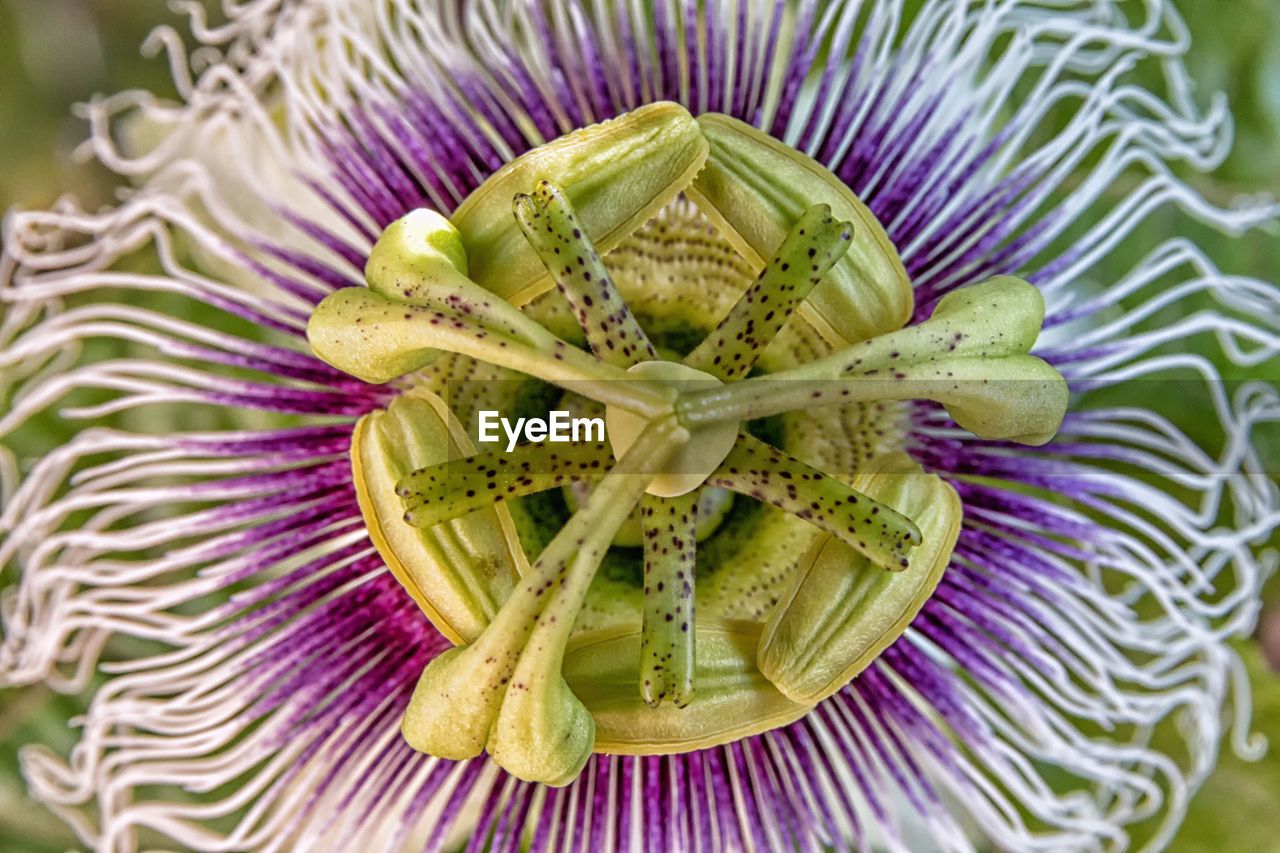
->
<box><xmin>0</xmin><ymin>1</ymin><xmax>1277</xmax><ymax>851</ymax></box>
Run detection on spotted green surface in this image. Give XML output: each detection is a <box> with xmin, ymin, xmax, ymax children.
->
<box><xmin>452</xmin><ymin>101</ymin><xmax>709</xmax><ymax>305</ymax></box>
<box><xmin>758</xmin><ymin>453</ymin><xmax>961</xmax><ymax>705</ymax></box>
<box><xmin>398</xmin><ymin>439</ymin><xmax>612</xmax><ymax>527</ymax></box>
<box><xmin>684</xmin><ymin>203</ymin><xmax>853</xmax><ymax>380</ymax></box>
<box><xmin>402</xmin><ymin>416</ymin><xmax>687</xmax><ymax>785</ymax></box>
<box><xmin>513</xmin><ymin>181</ymin><xmax>658</xmax><ymax>366</ymax></box>
<box><xmin>638</xmin><ymin>492</ymin><xmax>699</xmax><ymax>707</ymax></box>
<box><xmin>686</xmin><ymin>113</ymin><xmax>914</xmax><ymax>345</ymax></box>
<box><xmin>677</xmin><ymin>277</ymin><xmax>1069</xmax><ymax>445</ymax></box>
<box><xmin>708</xmin><ymin>433</ymin><xmax>921</xmax><ymax>571</ymax></box>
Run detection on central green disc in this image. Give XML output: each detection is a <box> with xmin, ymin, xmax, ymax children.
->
<box><xmin>604</xmin><ymin>361</ymin><xmax>739</xmax><ymax>497</ymax></box>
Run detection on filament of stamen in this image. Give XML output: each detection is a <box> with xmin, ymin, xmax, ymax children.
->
<box><xmin>638</xmin><ymin>492</ymin><xmax>699</xmax><ymax>707</ymax></box>
<box><xmin>707</xmin><ymin>434</ymin><xmax>921</xmax><ymax>571</ymax></box>
<box><xmin>397</xmin><ymin>440</ymin><xmax>614</xmax><ymax>527</ymax></box>
<box><xmin>514</xmin><ymin>181</ymin><xmax>657</xmax><ymax>366</ymax></box>
<box><xmin>684</xmin><ymin>204</ymin><xmax>852</xmax><ymax>380</ymax></box>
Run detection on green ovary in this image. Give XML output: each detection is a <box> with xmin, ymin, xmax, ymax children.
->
<box><xmin>308</xmin><ymin>103</ymin><xmax>1066</xmax><ymax>786</ymax></box>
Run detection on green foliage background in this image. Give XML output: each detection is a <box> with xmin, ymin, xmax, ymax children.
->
<box><xmin>0</xmin><ymin>1</ymin><xmax>1276</xmax><ymax>851</ymax></box>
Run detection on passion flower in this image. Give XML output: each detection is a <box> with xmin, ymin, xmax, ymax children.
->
<box><xmin>307</xmin><ymin>114</ymin><xmax>1067</xmax><ymax>787</ymax></box>
<box><xmin>1</xmin><ymin>2</ymin><xmax>1276</xmax><ymax>852</ymax></box>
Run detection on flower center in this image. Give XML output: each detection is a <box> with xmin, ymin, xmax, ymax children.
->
<box><xmin>604</xmin><ymin>360</ymin><xmax>738</xmax><ymax>497</ymax></box>
<box><xmin>306</xmin><ymin>103</ymin><xmax>1068</xmax><ymax>786</ymax></box>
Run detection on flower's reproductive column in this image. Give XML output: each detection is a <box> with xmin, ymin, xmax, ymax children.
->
<box><xmin>309</xmin><ymin>102</ymin><xmax>1067</xmax><ymax>786</ymax></box>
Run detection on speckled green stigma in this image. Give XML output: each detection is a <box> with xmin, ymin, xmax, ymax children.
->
<box><xmin>306</xmin><ymin>102</ymin><xmax>1068</xmax><ymax>787</ymax></box>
